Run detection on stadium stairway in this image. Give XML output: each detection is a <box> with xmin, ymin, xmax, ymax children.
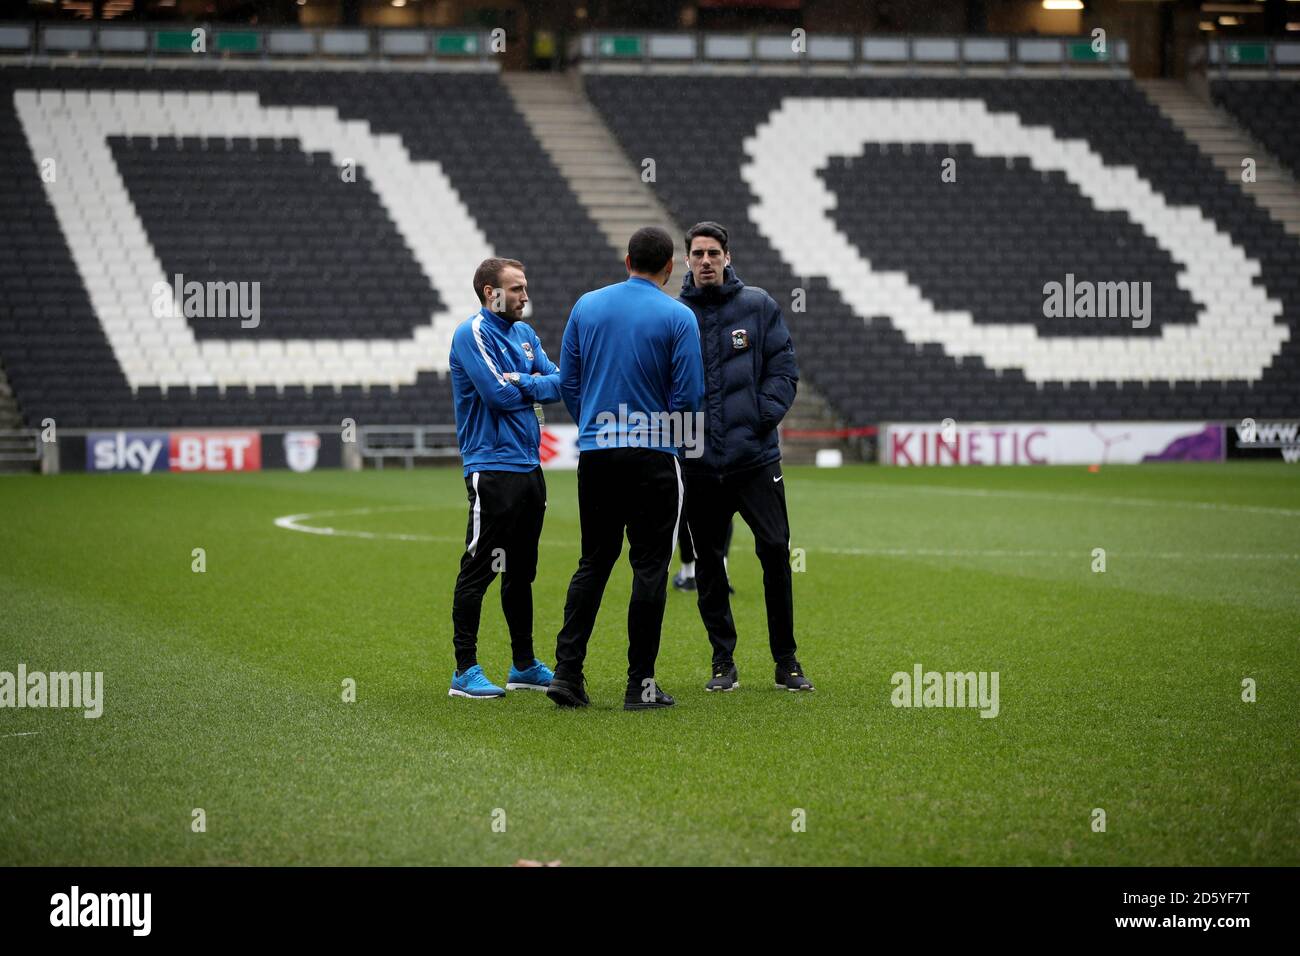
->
<box><xmin>501</xmin><ymin>71</ymin><xmax>679</xmax><ymax>258</ymax></box>
<box><xmin>503</xmin><ymin>70</ymin><xmax>848</xmax><ymax>463</ymax></box>
<box><xmin>1138</xmin><ymin>78</ymin><xmax>1300</xmax><ymax>240</ymax></box>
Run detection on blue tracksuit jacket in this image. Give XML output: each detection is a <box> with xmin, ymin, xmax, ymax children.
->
<box><xmin>449</xmin><ymin>306</ymin><xmax>562</xmax><ymax>476</ymax></box>
<box><xmin>559</xmin><ymin>276</ymin><xmax>704</xmax><ymax>455</ymax></box>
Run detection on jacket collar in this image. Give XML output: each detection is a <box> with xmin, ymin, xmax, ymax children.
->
<box><xmin>679</xmin><ymin>263</ymin><xmax>744</xmax><ymax>302</ymax></box>
<box><xmin>477</xmin><ymin>305</ymin><xmax>512</xmax><ymax>332</ymax></box>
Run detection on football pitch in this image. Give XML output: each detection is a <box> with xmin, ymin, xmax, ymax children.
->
<box><xmin>1</xmin><ymin>463</ymin><xmax>1296</xmax><ymax>866</ymax></box>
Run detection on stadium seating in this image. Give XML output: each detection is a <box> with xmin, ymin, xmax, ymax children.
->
<box><xmin>585</xmin><ymin>75</ymin><xmax>1300</xmax><ymax>422</ymax></box>
<box><xmin>1209</xmin><ymin>79</ymin><xmax>1300</xmax><ymax>183</ymax></box>
<box><xmin>0</xmin><ymin>66</ymin><xmax>610</xmax><ymax>427</ymax></box>
<box><xmin>2</xmin><ymin>66</ymin><xmax>1297</xmax><ymax>430</ymax></box>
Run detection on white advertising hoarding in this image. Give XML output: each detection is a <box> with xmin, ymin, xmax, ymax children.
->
<box><xmin>882</xmin><ymin>422</ymin><xmax>1224</xmax><ymax>466</ymax></box>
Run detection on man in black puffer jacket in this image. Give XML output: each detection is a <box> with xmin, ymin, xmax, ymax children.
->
<box><xmin>678</xmin><ymin>221</ymin><xmax>813</xmax><ymax>693</ymax></box>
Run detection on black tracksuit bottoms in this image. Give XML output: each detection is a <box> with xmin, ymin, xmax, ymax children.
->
<box><xmin>678</xmin><ymin>509</ymin><xmax>732</xmax><ymax>564</ymax></box>
<box><xmin>684</xmin><ymin>459</ymin><xmax>798</xmax><ymax>668</ymax></box>
<box><xmin>451</xmin><ymin>467</ymin><xmax>546</xmax><ymax>673</ymax></box>
<box><xmin>554</xmin><ymin>447</ymin><xmax>683</xmax><ymax>684</ymax></box>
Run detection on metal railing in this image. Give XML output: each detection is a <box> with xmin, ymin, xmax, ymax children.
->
<box><xmin>0</xmin><ymin>429</ymin><xmax>44</xmax><ymax>473</ymax></box>
<box><xmin>359</xmin><ymin>424</ymin><xmax>460</xmax><ymax>470</ymax></box>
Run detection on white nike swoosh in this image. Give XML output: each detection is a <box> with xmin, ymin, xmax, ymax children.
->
<box><xmin>773</xmin><ymin>475</ymin><xmax>783</xmax><ymax>483</ymax></box>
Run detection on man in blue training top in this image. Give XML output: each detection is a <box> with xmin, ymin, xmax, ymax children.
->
<box><xmin>545</xmin><ymin>227</ymin><xmax>705</xmax><ymax>711</ymax></box>
<box><xmin>447</xmin><ymin>257</ymin><xmax>563</xmax><ymax>699</ymax></box>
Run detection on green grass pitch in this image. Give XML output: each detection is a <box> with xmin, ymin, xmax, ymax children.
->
<box><xmin>1</xmin><ymin>462</ymin><xmax>1297</xmax><ymax>866</ymax></box>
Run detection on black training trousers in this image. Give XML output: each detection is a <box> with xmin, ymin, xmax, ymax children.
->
<box><xmin>678</xmin><ymin>507</ymin><xmax>733</xmax><ymax>565</ymax></box>
<box><xmin>451</xmin><ymin>467</ymin><xmax>547</xmax><ymax>673</ymax></box>
<box><xmin>554</xmin><ymin>448</ymin><xmax>683</xmax><ymax>684</ymax></box>
<box><xmin>685</xmin><ymin>459</ymin><xmax>797</xmax><ymax>667</ymax></box>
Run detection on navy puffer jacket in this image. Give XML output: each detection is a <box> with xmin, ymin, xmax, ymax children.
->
<box><xmin>678</xmin><ymin>264</ymin><xmax>799</xmax><ymax>476</ymax></box>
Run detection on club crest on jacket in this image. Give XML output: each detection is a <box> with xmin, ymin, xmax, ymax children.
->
<box><xmin>731</xmin><ymin>329</ymin><xmax>749</xmax><ymax>350</ymax></box>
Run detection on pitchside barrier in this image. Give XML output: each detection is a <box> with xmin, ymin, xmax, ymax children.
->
<box><xmin>7</xmin><ymin>420</ymin><xmax>1296</xmax><ymax>475</ymax></box>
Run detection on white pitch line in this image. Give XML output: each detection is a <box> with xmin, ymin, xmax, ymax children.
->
<box><xmin>820</xmin><ymin>547</ymin><xmax>1300</xmax><ymax>561</ymax></box>
<box><xmin>273</xmin><ymin>506</ymin><xmax>462</xmax><ymax>544</ymax></box>
<box><xmin>273</xmin><ymin>507</ymin><xmax>1300</xmax><ymax>562</ymax></box>
<box><xmin>1</xmin><ymin>732</ymin><xmax>40</xmax><ymax>738</ymax></box>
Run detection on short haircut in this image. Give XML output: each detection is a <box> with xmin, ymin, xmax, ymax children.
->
<box><xmin>627</xmin><ymin>226</ymin><xmax>674</xmax><ymax>274</ymax></box>
<box><xmin>685</xmin><ymin>221</ymin><xmax>729</xmax><ymax>253</ymax></box>
<box><xmin>473</xmin><ymin>257</ymin><xmax>524</xmax><ymax>304</ymax></box>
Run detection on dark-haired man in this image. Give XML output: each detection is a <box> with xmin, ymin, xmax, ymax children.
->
<box><xmin>546</xmin><ymin>227</ymin><xmax>704</xmax><ymax>711</ymax></box>
<box><xmin>447</xmin><ymin>257</ymin><xmax>562</xmax><ymax>699</ymax></box>
<box><xmin>678</xmin><ymin>221</ymin><xmax>813</xmax><ymax>693</ymax></box>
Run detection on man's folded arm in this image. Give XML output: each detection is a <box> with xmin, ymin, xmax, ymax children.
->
<box><xmin>453</xmin><ymin>323</ymin><xmax>531</xmax><ymax>413</ymax></box>
<box><xmin>516</xmin><ymin>327</ymin><xmax>563</xmax><ymax>404</ymax></box>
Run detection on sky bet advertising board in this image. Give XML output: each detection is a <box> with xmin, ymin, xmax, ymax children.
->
<box><xmin>85</xmin><ymin>431</ymin><xmax>261</xmax><ymax>473</ymax></box>
<box><xmin>82</xmin><ymin>430</ymin><xmax>342</xmax><ymax>473</ymax></box>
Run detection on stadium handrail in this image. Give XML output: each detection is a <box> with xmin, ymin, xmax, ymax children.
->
<box><xmin>0</xmin><ymin>22</ymin><xmax>1137</xmax><ymax>75</ymax></box>
<box><xmin>569</xmin><ymin>31</ymin><xmax>1130</xmax><ymax>74</ymax></box>
<box><xmin>1190</xmin><ymin>38</ymin><xmax>1300</xmax><ymax>76</ymax></box>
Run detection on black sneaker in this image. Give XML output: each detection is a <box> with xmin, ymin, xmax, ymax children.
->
<box><xmin>672</xmin><ymin>570</ymin><xmax>697</xmax><ymax>592</ymax></box>
<box><xmin>546</xmin><ymin>674</ymin><xmax>590</xmax><ymax>708</ymax></box>
<box><xmin>775</xmin><ymin>661</ymin><xmax>814</xmax><ymax>692</ymax></box>
<box><xmin>624</xmin><ymin>678</ymin><xmax>676</xmax><ymax>710</ymax></box>
<box><xmin>705</xmin><ymin>663</ymin><xmax>739</xmax><ymax>692</ymax></box>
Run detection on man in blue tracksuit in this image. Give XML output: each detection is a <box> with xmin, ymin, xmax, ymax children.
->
<box><xmin>447</xmin><ymin>257</ymin><xmax>563</xmax><ymax>699</ymax></box>
<box><xmin>678</xmin><ymin>221</ymin><xmax>813</xmax><ymax>693</ymax></box>
<box><xmin>545</xmin><ymin>227</ymin><xmax>704</xmax><ymax>711</ymax></box>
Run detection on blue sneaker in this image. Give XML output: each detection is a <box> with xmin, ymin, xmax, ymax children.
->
<box><xmin>448</xmin><ymin>664</ymin><xmax>505</xmax><ymax>699</ymax></box>
<box><xmin>506</xmin><ymin>658</ymin><xmax>555</xmax><ymax>692</ymax></box>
